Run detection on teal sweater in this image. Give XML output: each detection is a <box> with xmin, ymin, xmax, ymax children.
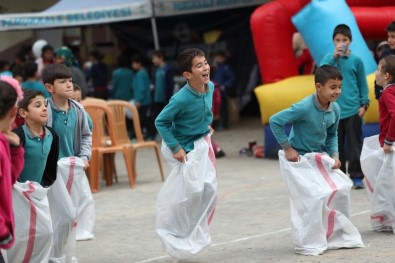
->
<box><xmin>154</xmin><ymin>66</ymin><xmax>166</xmax><ymax>103</ymax></box>
<box><xmin>320</xmin><ymin>53</ymin><xmax>369</xmax><ymax>119</ymax></box>
<box><xmin>112</xmin><ymin>68</ymin><xmax>134</xmax><ymax>101</ymax></box>
<box><xmin>269</xmin><ymin>94</ymin><xmax>340</xmax><ymax>157</ymax></box>
<box><xmin>155</xmin><ymin>81</ymin><xmax>214</xmax><ymax>153</ymax></box>
<box><xmin>133</xmin><ymin>68</ymin><xmax>151</xmax><ymax>106</ymax></box>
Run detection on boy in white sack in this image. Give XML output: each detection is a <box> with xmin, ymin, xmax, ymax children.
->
<box><xmin>269</xmin><ymin>65</ymin><xmax>364</xmax><ymax>255</ymax></box>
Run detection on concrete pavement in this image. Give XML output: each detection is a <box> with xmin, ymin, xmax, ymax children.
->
<box><xmin>75</xmin><ymin>117</ymin><xmax>395</xmax><ymax>263</ymax></box>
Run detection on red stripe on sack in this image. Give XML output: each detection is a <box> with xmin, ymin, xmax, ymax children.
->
<box><xmin>315</xmin><ymin>154</ymin><xmax>338</xmax><ymax>240</ymax></box>
<box><xmin>365</xmin><ymin>177</ymin><xmax>374</xmax><ymax>194</ymax></box>
<box><xmin>22</xmin><ymin>182</ymin><xmax>37</xmax><ymax>263</ymax></box>
<box><xmin>204</xmin><ymin>136</ymin><xmax>217</xmax><ymax>172</ymax></box>
<box><xmin>371</xmin><ymin>215</ymin><xmax>385</xmax><ymax>223</ymax></box>
<box><xmin>208</xmin><ymin>207</ymin><xmax>216</xmax><ymax>225</ymax></box>
<box><xmin>66</xmin><ymin>157</ymin><xmax>76</xmax><ymax>194</ymax></box>
<box><xmin>205</xmin><ymin>135</ymin><xmax>217</xmax><ymax>224</ymax></box>
<box><xmin>326</xmin><ymin>210</ymin><xmax>336</xmax><ymax>239</ymax></box>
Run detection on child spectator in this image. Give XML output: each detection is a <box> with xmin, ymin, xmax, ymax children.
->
<box><xmin>35</xmin><ymin>44</ymin><xmax>55</xmax><ymax>80</ymax></box>
<box><xmin>54</xmin><ymin>46</ymin><xmax>88</xmax><ymax>100</ymax></box>
<box><xmin>151</xmin><ymin>50</ymin><xmax>174</xmax><ymax>117</ymax></box>
<box><xmin>375</xmin><ymin>21</ymin><xmax>395</xmax><ymax>100</ymax></box>
<box><xmin>112</xmin><ymin>55</ymin><xmax>134</xmax><ymax>101</ymax></box>
<box><xmin>42</xmin><ymin>64</ymin><xmax>92</xmax><ymax>168</ymax></box>
<box><xmin>71</xmin><ymin>82</ymin><xmax>93</xmax><ymax>131</ymax></box>
<box><xmin>320</xmin><ymin>24</ymin><xmax>369</xmax><ymax>189</ymax></box>
<box><xmin>0</xmin><ymin>60</ymin><xmax>12</xmax><ymax>78</ymax></box>
<box><xmin>22</xmin><ymin>62</ymin><xmax>51</xmax><ymax>98</ymax></box>
<box><xmin>155</xmin><ymin>48</ymin><xmax>217</xmax><ymax>260</ymax></box>
<box><xmin>269</xmin><ymin>65</ymin><xmax>342</xmax><ymax>167</ymax></box>
<box><xmin>86</xmin><ymin>49</ymin><xmax>108</xmax><ymax>100</ymax></box>
<box><xmin>0</xmin><ymin>77</ymin><xmax>24</xmax><ymax>258</ymax></box>
<box><xmin>132</xmin><ymin>54</ymin><xmax>154</xmax><ymax>140</ymax></box>
<box><xmin>212</xmin><ymin>49</ymin><xmax>235</xmax><ymax>130</ymax></box>
<box><xmin>13</xmin><ymin>89</ymin><xmax>59</xmax><ymax>187</ymax></box>
<box><xmin>211</xmin><ymin>82</ymin><xmax>225</xmax><ymax>158</ymax></box>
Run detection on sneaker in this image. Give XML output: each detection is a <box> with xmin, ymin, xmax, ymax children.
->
<box><xmin>352</xmin><ymin>178</ymin><xmax>365</xmax><ymax>189</ymax></box>
<box><xmin>215</xmin><ymin>149</ymin><xmax>226</xmax><ymax>158</ymax></box>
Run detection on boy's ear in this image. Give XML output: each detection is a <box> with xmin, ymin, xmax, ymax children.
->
<box><xmin>9</xmin><ymin>106</ymin><xmax>17</xmax><ymax>120</ymax></box>
<box><xmin>315</xmin><ymin>83</ymin><xmax>322</xmax><ymax>91</ymax></box>
<box><xmin>182</xmin><ymin>71</ymin><xmax>192</xmax><ymax>80</ymax></box>
<box><xmin>18</xmin><ymin>108</ymin><xmax>27</xmax><ymax>119</ymax></box>
<box><xmin>45</xmin><ymin>83</ymin><xmax>54</xmax><ymax>93</ymax></box>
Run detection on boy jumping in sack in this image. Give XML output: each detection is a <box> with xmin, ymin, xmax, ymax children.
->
<box><xmin>270</xmin><ymin>65</ymin><xmax>364</xmax><ymax>255</ymax></box>
<box><xmin>155</xmin><ymin>48</ymin><xmax>217</xmax><ymax>260</ymax></box>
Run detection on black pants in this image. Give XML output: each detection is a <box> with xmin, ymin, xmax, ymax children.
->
<box><xmin>219</xmin><ymin>95</ymin><xmax>228</xmax><ymax>129</ymax></box>
<box><xmin>0</xmin><ymin>252</ymin><xmax>5</xmax><ymax>263</ymax></box>
<box><xmin>338</xmin><ymin>113</ymin><xmax>364</xmax><ymax>179</ymax></box>
<box><xmin>138</xmin><ymin>105</ymin><xmax>155</xmax><ymax>139</ymax></box>
<box><xmin>152</xmin><ymin>102</ymin><xmax>166</xmax><ymax>134</ymax></box>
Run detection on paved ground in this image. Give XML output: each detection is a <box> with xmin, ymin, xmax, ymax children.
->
<box><xmin>76</xmin><ymin>117</ymin><xmax>395</xmax><ymax>263</ymax></box>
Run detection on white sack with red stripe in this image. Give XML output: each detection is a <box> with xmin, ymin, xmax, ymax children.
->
<box><xmin>360</xmin><ymin>135</ymin><xmax>395</xmax><ymax>233</ymax></box>
<box><xmin>47</xmin><ymin>176</ymin><xmax>77</xmax><ymax>263</ymax></box>
<box><xmin>6</xmin><ymin>181</ymin><xmax>53</xmax><ymax>263</ymax></box>
<box><xmin>279</xmin><ymin>151</ymin><xmax>364</xmax><ymax>255</ymax></box>
<box><xmin>156</xmin><ymin>136</ymin><xmax>217</xmax><ymax>260</ymax></box>
<box><xmin>57</xmin><ymin>157</ymin><xmax>95</xmax><ymax>241</ymax></box>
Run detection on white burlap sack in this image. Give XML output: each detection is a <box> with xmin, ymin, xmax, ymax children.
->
<box><xmin>6</xmin><ymin>181</ymin><xmax>53</xmax><ymax>263</ymax></box>
<box><xmin>156</xmin><ymin>136</ymin><xmax>217</xmax><ymax>260</ymax></box>
<box><xmin>360</xmin><ymin>135</ymin><xmax>395</xmax><ymax>233</ymax></box>
<box><xmin>279</xmin><ymin>151</ymin><xmax>364</xmax><ymax>255</ymax></box>
<box><xmin>47</xmin><ymin>176</ymin><xmax>77</xmax><ymax>263</ymax></box>
<box><xmin>57</xmin><ymin>157</ymin><xmax>95</xmax><ymax>241</ymax></box>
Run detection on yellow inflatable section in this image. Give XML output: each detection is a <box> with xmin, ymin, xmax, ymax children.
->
<box><xmin>254</xmin><ymin>73</ymin><xmax>378</xmax><ymax>125</ymax></box>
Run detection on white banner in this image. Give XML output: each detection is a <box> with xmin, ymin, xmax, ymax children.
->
<box><xmin>0</xmin><ymin>2</ymin><xmax>151</xmax><ymax>31</ymax></box>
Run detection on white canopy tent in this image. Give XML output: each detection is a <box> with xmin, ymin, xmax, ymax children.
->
<box><xmin>0</xmin><ymin>0</ymin><xmax>268</xmax><ymax>48</ymax></box>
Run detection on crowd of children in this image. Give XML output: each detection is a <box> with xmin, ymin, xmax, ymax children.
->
<box><xmin>1</xmin><ymin>19</ymin><xmax>395</xmax><ymax>262</ymax></box>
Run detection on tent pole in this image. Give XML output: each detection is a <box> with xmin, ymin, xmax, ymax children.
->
<box><xmin>150</xmin><ymin>0</ymin><xmax>160</xmax><ymax>50</ymax></box>
<box><xmin>151</xmin><ymin>17</ymin><xmax>160</xmax><ymax>50</ymax></box>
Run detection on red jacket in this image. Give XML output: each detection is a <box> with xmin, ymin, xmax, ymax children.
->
<box><xmin>379</xmin><ymin>84</ymin><xmax>395</xmax><ymax>147</ymax></box>
<box><xmin>0</xmin><ymin>133</ymin><xmax>24</xmax><ymax>249</ymax></box>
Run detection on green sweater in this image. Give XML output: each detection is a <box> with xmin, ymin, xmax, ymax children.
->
<box><xmin>155</xmin><ymin>81</ymin><xmax>214</xmax><ymax>153</ymax></box>
<box><xmin>320</xmin><ymin>53</ymin><xmax>369</xmax><ymax>119</ymax></box>
<box><xmin>269</xmin><ymin>94</ymin><xmax>340</xmax><ymax>157</ymax></box>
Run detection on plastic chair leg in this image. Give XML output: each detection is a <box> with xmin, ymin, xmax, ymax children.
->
<box><xmin>154</xmin><ymin>145</ymin><xmax>165</xmax><ymax>181</ymax></box>
<box><xmin>122</xmin><ymin>147</ymin><xmax>136</xmax><ymax>188</ymax></box>
<box><xmin>89</xmin><ymin>149</ymin><xmax>100</xmax><ymax>193</ymax></box>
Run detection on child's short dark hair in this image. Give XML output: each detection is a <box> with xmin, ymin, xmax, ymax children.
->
<box><xmin>0</xmin><ymin>80</ymin><xmax>17</xmax><ymax>118</ymax></box>
<box><xmin>380</xmin><ymin>55</ymin><xmax>395</xmax><ymax>79</ymax></box>
<box><xmin>333</xmin><ymin>24</ymin><xmax>352</xmax><ymax>41</ymax></box>
<box><xmin>0</xmin><ymin>60</ymin><xmax>9</xmax><ymax>71</ymax></box>
<box><xmin>42</xmin><ymin>64</ymin><xmax>72</xmax><ymax>85</ymax></box>
<box><xmin>18</xmin><ymin>89</ymin><xmax>45</xmax><ymax>111</ymax></box>
<box><xmin>176</xmin><ymin>48</ymin><xmax>206</xmax><ymax>73</ymax></box>
<box><xmin>152</xmin><ymin>50</ymin><xmax>165</xmax><ymax>59</ymax></box>
<box><xmin>24</xmin><ymin>62</ymin><xmax>38</xmax><ymax>78</ymax></box>
<box><xmin>215</xmin><ymin>49</ymin><xmax>229</xmax><ymax>59</ymax></box>
<box><xmin>41</xmin><ymin>44</ymin><xmax>54</xmax><ymax>56</ymax></box>
<box><xmin>386</xmin><ymin>21</ymin><xmax>395</xmax><ymax>32</ymax></box>
<box><xmin>131</xmin><ymin>54</ymin><xmax>145</xmax><ymax>65</ymax></box>
<box><xmin>315</xmin><ymin>65</ymin><xmax>343</xmax><ymax>85</ymax></box>
<box><xmin>73</xmin><ymin>82</ymin><xmax>81</xmax><ymax>92</ymax></box>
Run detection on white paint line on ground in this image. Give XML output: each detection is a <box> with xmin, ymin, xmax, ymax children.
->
<box><xmin>134</xmin><ymin>210</ymin><xmax>370</xmax><ymax>263</ymax></box>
